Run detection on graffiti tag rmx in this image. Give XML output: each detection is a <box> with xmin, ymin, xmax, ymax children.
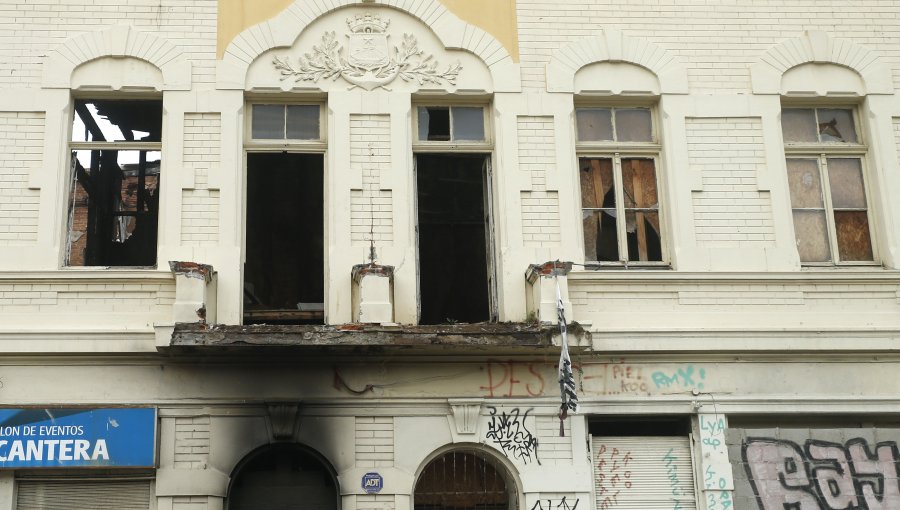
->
<box><xmin>530</xmin><ymin>496</ymin><xmax>579</xmax><ymax>510</ymax></box>
<box><xmin>651</xmin><ymin>364</ymin><xmax>706</xmax><ymax>391</ymax></box>
<box><xmin>743</xmin><ymin>437</ymin><xmax>900</xmax><ymax>510</ymax></box>
<box><xmin>485</xmin><ymin>406</ymin><xmax>540</xmax><ymax>465</ymax></box>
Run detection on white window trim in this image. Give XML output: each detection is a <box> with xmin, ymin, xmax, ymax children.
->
<box><xmin>244</xmin><ymin>101</ymin><xmax>327</xmax><ymax>153</ymax></box>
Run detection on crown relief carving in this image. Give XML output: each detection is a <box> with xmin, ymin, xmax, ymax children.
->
<box><xmin>273</xmin><ymin>12</ymin><xmax>461</xmax><ymax>91</ymax></box>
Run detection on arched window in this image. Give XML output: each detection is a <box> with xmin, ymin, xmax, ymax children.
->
<box><xmin>227</xmin><ymin>444</ymin><xmax>338</xmax><ymax>510</ymax></box>
<box><xmin>414</xmin><ymin>449</ymin><xmax>516</xmax><ymax>510</ymax></box>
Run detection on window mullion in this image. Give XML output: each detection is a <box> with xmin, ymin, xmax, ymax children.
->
<box><xmin>819</xmin><ymin>154</ymin><xmax>841</xmax><ymax>263</ymax></box>
<box><xmin>612</xmin><ymin>153</ymin><xmax>628</xmax><ymax>262</ymax></box>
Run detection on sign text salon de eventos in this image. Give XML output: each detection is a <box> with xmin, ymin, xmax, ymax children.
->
<box><xmin>0</xmin><ymin>408</ymin><xmax>155</xmax><ymax>468</ymax></box>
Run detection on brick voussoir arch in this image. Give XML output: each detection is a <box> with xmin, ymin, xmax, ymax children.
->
<box><xmin>42</xmin><ymin>25</ymin><xmax>191</xmax><ymax>91</ymax></box>
<box><xmin>750</xmin><ymin>30</ymin><xmax>892</xmax><ymax>95</ymax></box>
<box><xmin>217</xmin><ymin>0</ymin><xmax>520</xmax><ymax>92</ymax></box>
<box><xmin>546</xmin><ymin>29</ymin><xmax>688</xmax><ymax>94</ymax></box>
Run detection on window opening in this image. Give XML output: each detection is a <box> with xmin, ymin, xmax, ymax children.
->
<box><xmin>228</xmin><ymin>444</ymin><xmax>338</xmax><ymax>510</ymax></box>
<box><xmin>782</xmin><ymin>107</ymin><xmax>874</xmax><ymax>264</ymax></box>
<box><xmin>414</xmin><ymin>449</ymin><xmax>514</xmax><ymax>510</ymax></box>
<box><xmin>244</xmin><ymin>153</ymin><xmax>324</xmax><ymax>325</ymax></box>
<box><xmin>66</xmin><ymin>99</ymin><xmax>162</xmax><ymax>267</ymax></box>
<box><xmin>576</xmin><ymin>107</ymin><xmax>663</xmax><ymax>265</ymax></box>
<box><xmin>416</xmin><ymin>154</ymin><xmax>492</xmax><ymax>325</ymax></box>
<box><xmin>417</xmin><ymin>106</ymin><xmax>486</xmax><ymax>142</ymax></box>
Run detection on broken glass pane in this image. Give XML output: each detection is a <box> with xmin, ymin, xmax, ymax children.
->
<box><xmin>579</xmin><ymin>158</ymin><xmax>614</xmax><ymax>209</ymax></box>
<box><xmin>286</xmin><ymin>105</ymin><xmax>320</xmax><ymax>140</ymax></box>
<box><xmin>583</xmin><ymin>210</ymin><xmax>619</xmax><ymax>262</ymax></box>
<box><xmin>792</xmin><ymin>210</ymin><xmax>831</xmax><ymax>263</ymax></box>
<box><xmin>834</xmin><ymin>211</ymin><xmax>873</xmax><ymax>261</ymax></box>
<box><xmin>418</xmin><ymin>107</ymin><xmax>450</xmax><ymax>141</ymax></box>
<box><xmin>452</xmin><ymin>107</ymin><xmax>485</xmax><ymax>141</ymax></box>
<box><xmin>252</xmin><ymin>105</ymin><xmax>285</xmax><ymax>139</ymax></box>
<box><xmin>625</xmin><ymin>211</ymin><xmax>662</xmax><ymax>262</ymax></box>
<box><xmin>576</xmin><ymin>108</ymin><xmax>613</xmax><ymax>142</ymax></box>
<box><xmin>71</xmin><ymin>99</ymin><xmax>162</xmax><ymax>143</ymax></box>
<box><xmin>781</xmin><ymin>108</ymin><xmax>817</xmax><ymax>143</ymax></box>
<box><xmin>615</xmin><ymin>109</ymin><xmax>653</xmax><ymax>142</ymax></box>
<box><xmin>621</xmin><ymin>158</ymin><xmax>658</xmax><ymax>209</ymax></box>
<box><xmin>827</xmin><ymin>158</ymin><xmax>866</xmax><ymax>209</ymax></box>
<box><xmin>817</xmin><ymin>108</ymin><xmax>857</xmax><ymax>143</ymax></box>
<box><xmin>786</xmin><ymin>158</ymin><xmax>823</xmax><ymax>208</ymax></box>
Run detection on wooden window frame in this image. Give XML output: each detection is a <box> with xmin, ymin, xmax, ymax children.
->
<box><xmin>244</xmin><ymin>101</ymin><xmax>326</xmax><ymax>152</ymax></box>
<box><xmin>575</xmin><ymin>105</ymin><xmax>668</xmax><ymax>267</ymax></box>
<box><xmin>782</xmin><ymin>106</ymin><xmax>878</xmax><ymax>266</ymax></box>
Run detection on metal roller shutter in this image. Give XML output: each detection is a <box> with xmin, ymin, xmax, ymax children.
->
<box><xmin>16</xmin><ymin>479</ymin><xmax>152</xmax><ymax>510</ymax></box>
<box><xmin>592</xmin><ymin>436</ymin><xmax>697</xmax><ymax>510</ymax></box>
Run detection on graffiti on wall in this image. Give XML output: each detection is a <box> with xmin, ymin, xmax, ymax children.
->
<box><xmin>530</xmin><ymin>497</ymin><xmax>580</xmax><ymax>510</ymax></box>
<box><xmin>485</xmin><ymin>406</ymin><xmax>540</xmax><ymax>465</ymax></box>
<box><xmin>479</xmin><ymin>359</ymin><xmax>712</xmax><ymax>398</ymax></box>
<box><xmin>595</xmin><ymin>442</ymin><xmax>634</xmax><ymax>509</ymax></box>
<box><xmin>743</xmin><ymin>437</ymin><xmax>900</xmax><ymax>510</ymax></box>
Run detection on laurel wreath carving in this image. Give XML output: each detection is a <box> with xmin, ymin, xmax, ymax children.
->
<box><xmin>273</xmin><ymin>31</ymin><xmax>460</xmax><ymax>88</ymax></box>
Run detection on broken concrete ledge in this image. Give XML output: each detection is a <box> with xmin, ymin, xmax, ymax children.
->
<box><xmin>169</xmin><ymin>322</ymin><xmax>590</xmax><ymax>353</ymax></box>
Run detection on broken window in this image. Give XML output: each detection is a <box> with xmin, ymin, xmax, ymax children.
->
<box><xmin>66</xmin><ymin>99</ymin><xmax>162</xmax><ymax>267</ymax></box>
<box><xmin>414</xmin><ymin>105</ymin><xmax>494</xmax><ymax>325</ymax></box>
<box><xmin>243</xmin><ymin>104</ymin><xmax>325</xmax><ymax>325</ymax></box>
<box><xmin>576</xmin><ymin>107</ymin><xmax>665</xmax><ymax>265</ymax></box>
<box><xmin>782</xmin><ymin>107</ymin><xmax>875</xmax><ymax>264</ymax></box>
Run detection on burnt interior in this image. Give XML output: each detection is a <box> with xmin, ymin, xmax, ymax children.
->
<box><xmin>416</xmin><ymin>154</ymin><xmax>491</xmax><ymax>325</ymax></box>
<box><xmin>67</xmin><ymin>99</ymin><xmax>162</xmax><ymax>267</ymax></box>
<box><xmin>244</xmin><ymin>152</ymin><xmax>324</xmax><ymax>325</ymax></box>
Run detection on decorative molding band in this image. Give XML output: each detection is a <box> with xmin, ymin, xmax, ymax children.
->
<box><xmin>546</xmin><ymin>29</ymin><xmax>688</xmax><ymax>94</ymax></box>
<box><xmin>42</xmin><ymin>25</ymin><xmax>191</xmax><ymax>91</ymax></box>
<box><xmin>217</xmin><ymin>0</ymin><xmax>519</xmax><ymax>92</ymax></box>
<box><xmin>750</xmin><ymin>30</ymin><xmax>892</xmax><ymax>95</ymax></box>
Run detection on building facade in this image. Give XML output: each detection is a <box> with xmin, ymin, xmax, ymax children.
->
<box><xmin>2</xmin><ymin>0</ymin><xmax>900</xmax><ymax>509</ymax></box>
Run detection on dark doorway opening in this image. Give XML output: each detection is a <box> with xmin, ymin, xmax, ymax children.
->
<box><xmin>416</xmin><ymin>154</ymin><xmax>492</xmax><ymax>325</ymax></box>
<box><xmin>244</xmin><ymin>152</ymin><xmax>324</xmax><ymax>324</ymax></box>
<box><xmin>228</xmin><ymin>444</ymin><xmax>338</xmax><ymax>510</ymax></box>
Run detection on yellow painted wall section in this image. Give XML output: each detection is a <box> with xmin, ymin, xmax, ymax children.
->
<box><xmin>217</xmin><ymin>0</ymin><xmax>519</xmax><ymax>61</ymax></box>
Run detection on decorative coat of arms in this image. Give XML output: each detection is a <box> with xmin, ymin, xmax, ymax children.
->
<box><xmin>273</xmin><ymin>13</ymin><xmax>461</xmax><ymax>91</ymax></box>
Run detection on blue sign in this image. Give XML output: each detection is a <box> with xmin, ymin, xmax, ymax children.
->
<box><xmin>361</xmin><ymin>472</ymin><xmax>383</xmax><ymax>494</ymax></box>
<box><xmin>0</xmin><ymin>408</ymin><xmax>156</xmax><ymax>468</ymax></box>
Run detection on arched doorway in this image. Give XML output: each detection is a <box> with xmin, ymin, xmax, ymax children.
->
<box><xmin>414</xmin><ymin>448</ymin><xmax>517</xmax><ymax>510</ymax></box>
<box><xmin>227</xmin><ymin>444</ymin><xmax>339</xmax><ymax>510</ymax></box>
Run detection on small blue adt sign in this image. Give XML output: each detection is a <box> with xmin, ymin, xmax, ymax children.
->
<box><xmin>361</xmin><ymin>472</ymin><xmax>383</xmax><ymax>494</ymax></box>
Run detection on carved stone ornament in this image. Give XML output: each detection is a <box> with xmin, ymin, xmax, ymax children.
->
<box><xmin>267</xmin><ymin>403</ymin><xmax>300</xmax><ymax>440</ymax></box>
<box><xmin>448</xmin><ymin>398</ymin><xmax>482</xmax><ymax>435</ymax></box>
<box><xmin>273</xmin><ymin>13</ymin><xmax>461</xmax><ymax>91</ymax></box>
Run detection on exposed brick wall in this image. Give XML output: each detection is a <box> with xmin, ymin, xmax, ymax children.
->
<box><xmin>516</xmin><ymin>0</ymin><xmax>900</xmax><ymax>92</ymax></box>
<box><xmin>174</xmin><ymin>415</ymin><xmax>210</xmax><ymax>469</ymax></box>
<box><xmin>355</xmin><ymin>416</ymin><xmax>394</xmax><ymax>467</ymax></box>
<box><xmin>518</xmin><ymin>116</ymin><xmax>561</xmax><ymax>247</ymax></box>
<box><xmin>0</xmin><ymin>0</ymin><xmax>216</xmax><ymax>87</ymax></box>
<box><xmin>688</xmin><ymin>117</ymin><xmax>775</xmax><ymax>246</ymax></box>
<box><xmin>350</xmin><ymin>115</ymin><xmax>393</xmax><ymax>247</ymax></box>
<box><xmin>0</xmin><ymin>112</ymin><xmax>42</xmax><ymax>244</ymax></box>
